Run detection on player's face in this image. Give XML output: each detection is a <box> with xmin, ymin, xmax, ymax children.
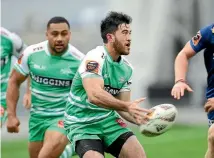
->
<box><xmin>113</xmin><ymin>23</ymin><xmax>132</xmax><ymax>55</ymax></box>
<box><xmin>46</xmin><ymin>23</ymin><xmax>71</xmax><ymax>54</ymax></box>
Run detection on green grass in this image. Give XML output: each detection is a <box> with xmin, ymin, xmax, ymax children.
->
<box><xmin>1</xmin><ymin>125</ymin><xmax>207</xmax><ymax>158</ymax></box>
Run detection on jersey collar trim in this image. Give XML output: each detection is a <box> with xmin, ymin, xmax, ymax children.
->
<box><xmin>103</xmin><ymin>45</ymin><xmax>123</xmax><ymax>65</ymax></box>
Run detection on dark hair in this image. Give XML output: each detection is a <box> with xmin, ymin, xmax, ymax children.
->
<box><xmin>47</xmin><ymin>16</ymin><xmax>70</xmax><ymax>29</ymax></box>
<box><xmin>100</xmin><ymin>11</ymin><xmax>132</xmax><ymax>43</ymax></box>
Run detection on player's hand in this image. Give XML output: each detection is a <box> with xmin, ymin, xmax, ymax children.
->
<box><xmin>23</xmin><ymin>92</ymin><xmax>31</xmax><ymax>109</ymax></box>
<box><xmin>127</xmin><ymin>98</ymin><xmax>152</xmax><ymax>125</ymax></box>
<box><xmin>171</xmin><ymin>81</ymin><xmax>193</xmax><ymax>100</ymax></box>
<box><xmin>204</xmin><ymin>98</ymin><xmax>214</xmax><ymax>113</ymax></box>
<box><xmin>7</xmin><ymin>115</ymin><xmax>20</xmax><ymax>133</ymax></box>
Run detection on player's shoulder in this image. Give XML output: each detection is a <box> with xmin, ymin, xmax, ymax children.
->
<box><xmin>200</xmin><ymin>23</ymin><xmax>214</xmax><ymax>35</ymax></box>
<box><xmin>85</xmin><ymin>46</ymin><xmax>106</xmax><ymax>59</ymax></box>
<box><xmin>0</xmin><ymin>27</ymin><xmax>11</xmax><ymax>37</ymax></box>
<box><xmin>122</xmin><ymin>56</ymin><xmax>134</xmax><ymax>70</ymax></box>
<box><xmin>23</xmin><ymin>40</ymin><xmax>47</xmax><ymax>55</ymax></box>
<box><xmin>67</xmin><ymin>44</ymin><xmax>85</xmax><ymax>60</ymax></box>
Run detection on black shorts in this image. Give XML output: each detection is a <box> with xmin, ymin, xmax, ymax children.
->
<box><xmin>76</xmin><ymin>131</ymin><xmax>134</xmax><ymax>158</ymax></box>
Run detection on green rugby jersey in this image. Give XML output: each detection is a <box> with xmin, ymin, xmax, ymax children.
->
<box><xmin>14</xmin><ymin>40</ymin><xmax>84</xmax><ymax>117</ymax></box>
<box><xmin>65</xmin><ymin>46</ymin><xmax>133</xmax><ymax>125</ymax></box>
<box><xmin>1</xmin><ymin>27</ymin><xmax>26</xmax><ymax>107</ymax></box>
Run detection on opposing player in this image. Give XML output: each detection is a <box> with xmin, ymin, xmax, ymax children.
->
<box><xmin>64</xmin><ymin>11</ymin><xmax>151</xmax><ymax>158</ymax></box>
<box><xmin>171</xmin><ymin>23</ymin><xmax>214</xmax><ymax>158</ymax></box>
<box><xmin>6</xmin><ymin>17</ymin><xmax>84</xmax><ymax>158</ymax></box>
<box><xmin>0</xmin><ymin>27</ymin><xmax>27</xmax><ymax>127</ymax></box>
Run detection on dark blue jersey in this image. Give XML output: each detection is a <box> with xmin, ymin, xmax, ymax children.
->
<box><xmin>190</xmin><ymin>24</ymin><xmax>214</xmax><ymax>99</ymax></box>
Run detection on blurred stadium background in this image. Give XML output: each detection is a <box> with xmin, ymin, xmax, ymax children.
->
<box><xmin>1</xmin><ymin>0</ymin><xmax>214</xmax><ymax>157</ymax></box>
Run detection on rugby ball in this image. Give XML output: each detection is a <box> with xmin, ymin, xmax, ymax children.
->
<box><xmin>139</xmin><ymin>104</ymin><xmax>178</xmax><ymax>137</ymax></box>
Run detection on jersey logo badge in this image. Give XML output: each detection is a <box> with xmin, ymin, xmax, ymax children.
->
<box><xmin>192</xmin><ymin>31</ymin><xmax>202</xmax><ymax>46</ymax></box>
<box><xmin>116</xmin><ymin>118</ymin><xmax>127</xmax><ymax>127</ymax></box>
<box><xmin>57</xmin><ymin>120</ymin><xmax>64</xmax><ymax>128</ymax></box>
<box><xmin>86</xmin><ymin>60</ymin><xmax>99</xmax><ymax>73</ymax></box>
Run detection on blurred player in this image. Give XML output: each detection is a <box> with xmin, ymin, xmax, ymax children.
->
<box><xmin>0</xmin><ymin>27</ymin><xmax>27</xmax><ymax>127</ymax></box>
<box><xmin>171</xmin><ymin>23</ymin><xmax>214</xmax><ymax>158</ymax></box>
<box><xmin>64</xmin><ymin>11</ymin><xmax>151</xmax><ymax>158</ymax></box>
<box><xmin>6</xmin><ymin>17</ymin><xmax>84</xmax><ymax>158</ymax></box>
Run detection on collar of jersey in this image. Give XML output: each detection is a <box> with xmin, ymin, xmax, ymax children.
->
<box><xmin>103</xmin><ymin>45</ymin><xmax>123</xmax><ymax>65</ymax></box>
<box><xmin>45</xmin><ymin>41</ymin><xmax>70</xmax><ymax>58</ymax></box>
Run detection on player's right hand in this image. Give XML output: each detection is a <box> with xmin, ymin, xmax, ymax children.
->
<box><xmin>7</xmin><ymin>115</ymin><xmax>20</xmax><ymax>133</ymax></box>
<box><xmin>171</xmin><ymin>82</ymin><xmax>193</xmax><ymax>100</ymax></box>
<box><xmin>127</xmin><ymin>98</ymin><xmax>152</xmax><ymax>125</ymax></box>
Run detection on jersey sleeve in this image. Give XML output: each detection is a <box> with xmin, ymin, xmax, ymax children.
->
<box><xmin>120</xmin><ymin>75</ymin><xmax>132</xmax><ymax>92</ymax></box>
<box><xmin>190</xmin><ymin>24</ymin><xmax>213</xmax><ymax>53</ymax></box>
<box><xmin>69</xmin><ymin>44</ymin><xmax>85</xmax><ymax>60</ymax></box>
<box><xmin>13</xmin><ymin>46</ymin><xmax>31</xmax><ymax>76</ymax></box>
<box><xmin>78</xmin><ymin>49</ymin><xmax>105</xmax><ymax>79</ymax></box>
<box><xmin>10</xmin><ymin>33</ymin><xmax>27</xmax><ymax>58</ymax></box>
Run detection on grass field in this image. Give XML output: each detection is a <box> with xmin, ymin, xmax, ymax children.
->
<box><xmin>1</xmin><ymin>124</ymin><xmax>207</xmax><ymax>158</ymax></box>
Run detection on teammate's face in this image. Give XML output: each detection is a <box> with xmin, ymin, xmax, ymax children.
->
<box><xmin>112</xmin><ymin>23</ymin><xmax>132</xmax><ymax>55</ymax></box>
<box><xmin>46</xmin><ymin>23</ymin><xmax>71</xmax><ymax>54</ymax></box>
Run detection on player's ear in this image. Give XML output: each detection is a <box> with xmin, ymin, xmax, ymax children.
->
<box><xmin>106</xmin><ymin>33</ymin><xmax>115</xmax><ymax>43</ymax></box>
<box><xmin>45</xmin><ymin>31</ymin><xmax>48</xmax><ymax>39</ymax></box>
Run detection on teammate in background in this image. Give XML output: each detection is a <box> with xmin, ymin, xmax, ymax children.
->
<box><xmin>64</xmin><ymin>11</ymin><xmax>151</xmax><ymax>158</ymax></box>
<box><xmin>171</xmin><ymin>23</ymin><xmax>214</xmax><ymax>158</ymax></box>
<box><xmin>6</xmin><ymin>17</ymin><xmax>84</xmax><ymax>158</ymax></box>
<box><xmin>0</xmin><ymin>27</ymin><xmax>27</xmax><ymax>127</ymax></box>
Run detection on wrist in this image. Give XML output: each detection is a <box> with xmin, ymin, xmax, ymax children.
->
<box><xmin>124</xmin><ymin>102</ymin><xmax>131</xmax><ymax>112</ymax></box>
<box><xmin>7</xmin><ymin>112</ymin><xmax>16</xmax><ymax>118</ymax></box>
<box><xmin>175</xmin><ymin>79</ymin><xmax>188</xmax><ymax>84</ymax></box>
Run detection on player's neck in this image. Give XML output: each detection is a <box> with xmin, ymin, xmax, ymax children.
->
<box><xmin>105</xmin><ymin>44</ymin><xmax>120</xmax><ymax>62</ymax></box>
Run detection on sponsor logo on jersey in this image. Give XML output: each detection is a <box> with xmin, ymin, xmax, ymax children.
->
<box><xmin>85</xmin><ymin>60</ymin><xmax>99</xmax><ymax>74</ymax></box>
<box><xmin>30</xmin><ymin>72</ymin><xmax>72</xmax><ymax>87</ymax></box>
<box><xmin>103</xmin><ymin>74</ymin><xmax>109</xmax><ymax>78</ymax></box>
<box><xmin>57</xmin><ymin>120</ymin><xmax>64</xmax><ymax>128</ymax></box>
<box><xmin>33</xmin><ymin>64</ymin><xmax>46</xmax><ymax>70</ymax></box>
<box><xmin>33</xmin><ymin>46</ymin><xmax>44</xmax><ymax>52</ymax></box>
<box><xmin>116</xmin><ymin>118</ymin><xmax>127</xmax><ymax>127</ymax></box>
<box><xmin>119</xmin><ymin>77</ymin><xmax>126</xmax><ymax>83</ymax></box>
<box><xmin>18</xmin><ymin>54</ymin><xmax>24</xmax><ymax>64</ymax></box>
<box><xmin>192</xmin><ymin>31</ymin><xmax>202</xmax><ymax>46</ymax></box>
<box><xmin>104</xmin><ymin>85</ymin><xmax>120</xmax><ymax>96</ymax></box>
<box><xmin>60</xmin><ymin>68</ymin><xmax>72</xmax><ymax>75</ymax></box>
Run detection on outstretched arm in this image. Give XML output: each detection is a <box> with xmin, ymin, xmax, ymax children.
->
<box><xmin>171</xmin><ymin>41</ymin><xmax>195</xmax><ymax>100</ymax></box>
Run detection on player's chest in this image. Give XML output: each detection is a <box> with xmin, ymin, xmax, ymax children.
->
<box><xmin>29</xmin><ymin>57</ymin><xmax>75</xmax><ymax>80</ymax></box>
<box><xmin>102</xmin><ymin>64</ymin><xmax>129</xmax><ymax>95</ymax></box>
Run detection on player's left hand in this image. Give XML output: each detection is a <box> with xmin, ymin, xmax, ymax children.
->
<box><xmin>23</xmin><ymin>92</ymin><xmax>31</xmax><ymax>109</ymax></box>
<box><xmin>171</xmin><ymin>81</ymin><xmax>193</xmax><ymax>100</ymax></box>
<box><xmin>204</xmin><ymin>98</ymin><xmax>214</xmax><ymax>113</ymax></box>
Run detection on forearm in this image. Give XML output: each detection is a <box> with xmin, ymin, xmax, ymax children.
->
<box><xmin>6</xmin><ymin>80</ymin><xmax>20</xmax><ymax>116</ymax></box>
<box><xmin>88</xmin><ymin>89</ymin><xmax>129</xmax><ymax>112</ymax></box>
<box><xmin>174</xmin><ymin>52</ymin><xmax>189</xmax><ymax>82</ymax></box>
<box><xmin>117</xmin><ymin>111</ymin><xmax>137</xmax><ymax>125</ymax></box>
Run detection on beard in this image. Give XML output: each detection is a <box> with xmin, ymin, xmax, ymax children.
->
<box><xmin>50</xmin><ymin>44</ymin><xmax>68</xmax><ymax>54</ymax></box>
<box><xmin>113</xmin><ymin>38</ymin><xmax>129</xmax><ymax>55</ymax></box>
